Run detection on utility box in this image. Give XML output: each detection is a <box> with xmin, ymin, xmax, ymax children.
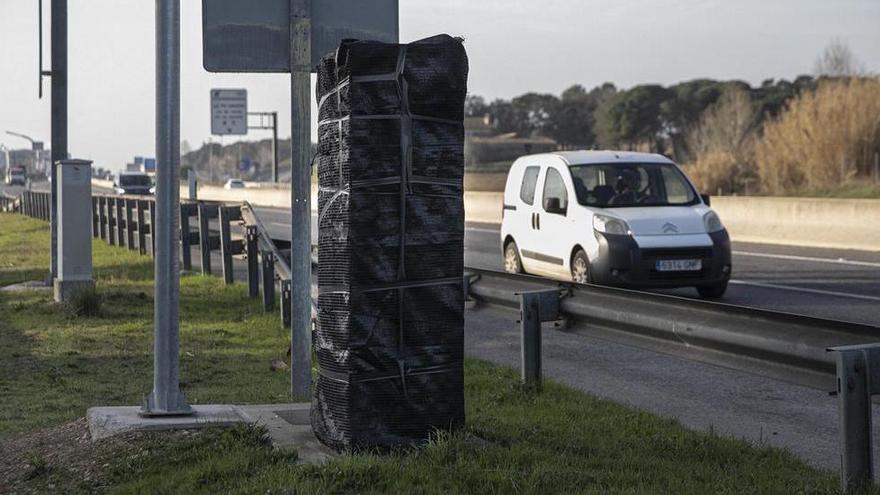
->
<box><xmin>54</xmin><ymin>159</ymin><xmax>95</xmax><ymax>303</ymax></box>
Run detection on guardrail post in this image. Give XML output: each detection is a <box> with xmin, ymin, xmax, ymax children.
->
<box><xmin>219</xmin><ymin>206</ymin><xmax>234</xmax><ymax>284</ymax></box>
<box><xmin>246</xmin><ymin>225</ymin><xmax>259</xmax><ymax>298</ymax></box>
<box><xmin>98</xmin><ymin>197</ymin><xmax>107</xmax><ymax>241</ymax></box>
<box><xmin>91</xmin><ymin>197</ymin><xmax>99</xmax><ymax>238</ymax></box>
<box><xmin>281</xmin><ymin>279</ymin><xmax>291</xmax><ymax>327</ymax></box>
<box><xmin>198</xmin><ymin>202</ymin><xmax>212</xmax><ymax>275</ymax></box>
<box><xmin>829</xmin><ymin>343</ymin><xmax>880</xmax><ymax>493</ymax></box>
<box><xmin>115</xmin><ymin>197</ymin><xmax>124</xmax><ymax>247</ymax></box>
<box><xmin>108</xmin><ymin>198</ymin><xmax>117</xmax><ymax>245</ymax></box>
<box><xmin>124</xmin><ymin>199</ymin><xmax>135</xmax><ymax>250</ymax></box>
<box><xmin>261</xmin><ymin>251</ymin><xmax>275</xmax><ymax>312</ymax></box>
<box><xmin>149</xmin><ymin>200</ymin><xmax>156</xmax><ymax>257</ymax></box>
<box><xmin>136</xmin><ymin>200</ymin><xmax>148</xmax><ymax>255</ymax></box>
<box><xmin>518</xmin><ymin>290</ymin><xmax>560</xmax><ymax>389</ymax></box>
<box><xmin>179</xmin><ymin>203</ymin><xmax>192</xmax><ymax>270</ymax></box>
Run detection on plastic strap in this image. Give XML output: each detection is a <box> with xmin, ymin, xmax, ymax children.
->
<box><xmin>317</xmin><ymin>361</ymin><xmax>462</xmax><ymax>385</ymax></box>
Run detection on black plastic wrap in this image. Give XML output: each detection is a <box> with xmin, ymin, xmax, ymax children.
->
<box><xmin>312</xmin><ymin>34</ymin><xmax>469</xmax><ymax>451</ymax></box>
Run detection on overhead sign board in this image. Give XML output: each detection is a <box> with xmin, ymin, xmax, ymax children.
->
<box><xmin>202</xmin><ymin>0</ymin><xmax>399</xmax><ymax>73</ymax></box>
<box><xmin>211</xmin><ymin>89</ymin><xmax>248</xmax><ymax>135</ymax></box>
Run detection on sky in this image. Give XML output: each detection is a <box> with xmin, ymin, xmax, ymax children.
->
<box><xmin>0</xmin><ymin>0</ymin><xmax>878</xmax><ymax>172</ymax></box>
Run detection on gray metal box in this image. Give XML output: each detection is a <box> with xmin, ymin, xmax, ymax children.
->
<box><xmin>56</xmin><ymin>159</ymin><xmax>93</xmax><ymax>282</ymax></box>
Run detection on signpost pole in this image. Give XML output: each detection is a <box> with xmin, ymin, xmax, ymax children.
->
<box><xmin>272</xmin><ymin>111</ymin><xmax>279</xmax><ymax>183</ymax></box>
<box><xmin>290</xmin><ymin>0</ymin><xmax>312</xmax><ymax>400</ymax></box>
<box><xmin>50</xmin><ymin>0</ymin><xmax>68</xmax><ymax>284</ymax></box>
<box><xmin>142</xmin><ymin>0</ymin><xmax>191</xmax><ymax>417</ymax></box>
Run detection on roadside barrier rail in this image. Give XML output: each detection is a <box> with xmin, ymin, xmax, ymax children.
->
<box><xmin>464</xmin><ymin>266</ymin><xmax>880</xmax><ymax>391</ymax></box>
<box><xmin>464</xmin><ymin>266</ymin><xmax>880</xmax><ymax>493</ymax></box>
<box><xmin>14</xmin><ymin>190</ymin><xmax>293</xmax><ymax>327</ymax></box>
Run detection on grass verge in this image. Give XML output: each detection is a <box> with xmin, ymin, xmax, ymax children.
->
<box><xmin>0</xmin><ymin>212</ymin><xmax>854</xmax><ymax>493</ymax></box>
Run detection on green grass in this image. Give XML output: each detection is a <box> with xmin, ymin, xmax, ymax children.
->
<box><xmin>0</xmin><ymin>212</ymin><xmax>854</xmax><ymax>493</ymax></box>
<box><xmin>789</xmin><ymin>183</ymin><xmax>880</xmax><ymax>199</ymax></box>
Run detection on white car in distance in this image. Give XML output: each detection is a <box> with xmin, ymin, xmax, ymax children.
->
<box><xmin>500</xmin><ymin>150</ymin><xmax>732</xmax><ymax>298</ymax></box>
<box><xmin>224</xmin><ymin>179</ymin><xmax>245</xmax><ymax>190</ymax></box>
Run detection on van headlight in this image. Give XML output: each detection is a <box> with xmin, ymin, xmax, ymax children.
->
<box><xmin>593</xmin><ymin>214</ymin><xmax>631</xmax><ymax>236</ymax></box>
<box><xmin>703</xmin><ymin>211</ymin><xmax>724</xmax><ymax>233</ymax></box>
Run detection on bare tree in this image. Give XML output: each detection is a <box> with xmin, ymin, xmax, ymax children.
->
<box><xmin>686</xmin><ymin>86</ymin><xmax>755</xmax><ymax>158</ymax></box>
<box><xmin>814</xmin><ymin>39</ymin><xmax>864</xmax><ymax>77</ymax></box>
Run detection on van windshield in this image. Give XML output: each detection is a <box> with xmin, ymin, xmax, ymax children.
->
<box><xmin>568</xmin><ymin>162</ymin><xmax>697</xmax><ymax>208</ymax></box>
<box><xmin>119</xmin><ymin>175</ymin><xmax>151</xmax><ymax>187</ymax></box>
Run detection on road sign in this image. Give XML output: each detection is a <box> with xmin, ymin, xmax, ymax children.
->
<box><xmin>211</xmin><ymin>89</ymin><xmax>248</xmax><ymax>135</ymax></box>
<box><xmin>202</xmin><ymin>0</ymin><xmax>398</xmax><ymax>73</ymax></box>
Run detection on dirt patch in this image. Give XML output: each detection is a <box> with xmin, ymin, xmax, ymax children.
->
<box><xmin>0</xmin><ymin>419</ymin><xmax>108</xmax><ymax>493</ymax></box>
<box><xmin>0</xmin><ymin>418</ymin><xmax>197</xmax><ymax>494</ymax></box>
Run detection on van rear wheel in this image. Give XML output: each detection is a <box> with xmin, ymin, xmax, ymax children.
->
<box><xmin>571</xmin><ymin>249</ymin><xmax>592</xmax><ymax>284</ymax></box>
<box><xmin>504</xmin><ymin>241</ymin><xmax>524</xmax><ymax>274</ymax></box>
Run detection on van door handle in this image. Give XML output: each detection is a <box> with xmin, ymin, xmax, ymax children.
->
<box><xmin>536</xmin><ymin>213</ymin><xmax>540</xmax><ymax>230</ymax></box>
<box><xmin>531</xmin><ymin>212</ymin><xmax>536</xmax><ymax>229</ymax></box>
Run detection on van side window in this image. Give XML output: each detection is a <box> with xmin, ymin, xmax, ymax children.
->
<box><xmin>542</xmin><ymin>168</ymin><xmax>568</xmax><ymax>212</ymax></box>
<box><xmin>519</xmin><ymin>166</ymin><xmax>540</xmax><ymax>205</ymax></box>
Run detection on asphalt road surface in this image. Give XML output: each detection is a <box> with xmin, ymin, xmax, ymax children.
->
<box><xmin>250</xmin><ymin>205</ymin><xmax>880</xmax><ymax>327</ymax></box>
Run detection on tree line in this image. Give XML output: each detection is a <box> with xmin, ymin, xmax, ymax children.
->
<box><xmin>465</xmin><ymin>76</ymin><xmax>817</xmax><ymax>164</ymax></box>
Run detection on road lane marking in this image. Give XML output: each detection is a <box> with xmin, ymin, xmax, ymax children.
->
<box><xmin>730</xmin><ymin>279</ymin><xmax>880</xmax><ymax>302</ymax></box>
<box><xmin>733</xmin><ymin>251</ymin><xmax>880</xmax><ymax>268</ymax></box>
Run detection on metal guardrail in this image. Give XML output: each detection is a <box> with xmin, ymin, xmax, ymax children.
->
<box><xmin>465</xmin><ymin>266</ymin><xmax>880</xmax><ymax>492</ymax></box>
<box><xmin>13</xmin><ymin>190</ymin><xmax>293</xmax><ymax>326</ymax></box>
<box><xmin>463</xmin><ymin>266</ymin><xmax>880</xmax><ymax>392</ymax></box>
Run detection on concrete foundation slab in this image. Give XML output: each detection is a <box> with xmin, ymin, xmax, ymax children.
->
<box><xmin>87</xmin><ymin>404</ymin><xmax>246</xmax><ymax>441</ymax></box>
<box><xmin>54</xmin><ymin>279</ymin><xmax>95</xmax><ymax>303</ymax></box>
<box><xmin>0</xmin><ymin>280</ymin><xmax>51</xmax><ymax>292</ymax></box>
<box><xmin>237</xmin><ymin>403</ymin><xmax>335</xmax><ymax>464</ymax></box>
<box><xmin>86</xmin><ymin>403</ymin><xmax>334</xmax><ymax>465</ymax></box>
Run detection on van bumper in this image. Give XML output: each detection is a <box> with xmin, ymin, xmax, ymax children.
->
<box><xmin>590</xmin><ymin>230</ymin><xmax>732</xmax><ymax>288</ymax></box>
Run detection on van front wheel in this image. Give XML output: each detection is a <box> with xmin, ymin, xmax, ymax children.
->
<box><xmin>504</xmin><ymin>241</ymin><xmax>524</xmax><ymax>274</ymax></box>
<box><xmin>571</xmin><ymin>249</ymin><xmax>592</xmax><ymax>284</ymax></box>
<box><xmin>696</xmin><ymin>282</ymin><xmax>728</xmax><ymax>299</ymax></box>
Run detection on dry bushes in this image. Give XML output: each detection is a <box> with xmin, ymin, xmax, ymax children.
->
<box><xmin>755</xmin><ymin>78</ymin><xmax>880</xmax><ymax>194</ymax></box>
<box><xmin>685</xmin><ymin>87</ymin><xmax>757</xmax><ymax>193</ymax></box>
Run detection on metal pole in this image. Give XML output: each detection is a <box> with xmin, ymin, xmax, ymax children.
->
<box><xmin>142</xmin><ymin>0</ymin><xmax>191</xmax><ymax>417</ymax></box>
<box><xmin>50</xmin><ymin>0</ymin><xmax>67</xmax><ymax>283</ymax></box>
<box><xmin>520</xmin><ymin>293</ymin><xmax>542</xmax><ymax>387</ymax></box>
<box><xmin>272</xmin><ymin>111</ymin><xmax>279</xmax><ymax>183</ymax></box>
<box><xmin>290</xmin><ymin>0</ymin><xmax>312</xmax><ymax>400</ymax></box>
<box><xmin>838</xmin><ymin>350</ymin><xmax>872</xmax><ymax>492</ymax></box>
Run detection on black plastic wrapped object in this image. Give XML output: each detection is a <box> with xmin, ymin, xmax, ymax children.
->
<box><xmin>312</xmin><ymin>34</ymin><xmax>468</xmax><ymax>451</ymax></box>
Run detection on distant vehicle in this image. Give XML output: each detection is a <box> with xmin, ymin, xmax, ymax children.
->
<box><xmin>224</xmin><ymin>179</ymin><xmax>245</xmax><ymax>190</ymax></box>
<box><xmin>5</xmin><ymin>165</ymin><xmax>26</xmax><ymax>186</ymax></box>
<box><xmin>500</xmin><ymin>151</ymin><xmax>732</xmax><ymax>298</ymax></box>
<box><xmin>114</xmin><ymin>172</ymin><xmax>153</xmax><ymax>195</ymax></box>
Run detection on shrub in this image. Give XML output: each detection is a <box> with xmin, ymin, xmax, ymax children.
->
<box><xmin>66</xmin><ymin>286</ymin><xmax>102</xmax><ymax>318</ymax></box>
<box><xmin>755</xmin><ymin>78</ymin><xmax>880</xmax><ymax>194</ymax></box>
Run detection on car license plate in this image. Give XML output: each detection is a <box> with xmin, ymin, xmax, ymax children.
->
<box><xmin>655</xmin><ymin>259</ymin><xmax>702</xmax><ymax>272</ymax></box>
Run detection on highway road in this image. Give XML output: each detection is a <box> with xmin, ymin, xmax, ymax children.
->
<box><xmin>250</xmin><ymin>205</ymin><xmax>880</xmax><ymax>327</ymax></box>
<box><xmin>3</xmin><ymin>183</ymin><xmax>877</xmax><ymax>326</ymax></box>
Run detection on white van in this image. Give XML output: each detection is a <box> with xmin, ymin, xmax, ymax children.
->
<box><xmin>500</xmin><ymin>151</ymin><xmax>732</xmax><ymax>298</ymax></box>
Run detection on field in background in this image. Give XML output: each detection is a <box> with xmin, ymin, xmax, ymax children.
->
<box><xmin>0</xmin><ymin>212</ymin><xmax>852</xmax><ymax>493</ymax></box>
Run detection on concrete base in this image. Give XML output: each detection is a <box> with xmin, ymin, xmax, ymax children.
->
<box><xmin>86</xmin><ymin>403</ymin><xmax>333</xmax><ymax>464</ymax></box>
<box><xmin>0</xmin><ymin>280</ymin><xmax>51</xmax><ymax>292</ymax></box>
<box><xmin>237</xmin><ymin>403</ymin><xmax>334</xmax><ymax>464</ymax></box>
<box><xmin>54</xmin><ymin>278</ymin><xmax>95</xmax><ymax>303</ymax></box>
<box><xmin>87</xmin><ymin>404</ymin><xmax>246</xmax><ymax>441</ymax></box>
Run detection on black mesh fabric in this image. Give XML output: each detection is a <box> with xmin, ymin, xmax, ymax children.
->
<box><xmin>312</xmin><ymin>34</ymin><xmax>468</xmax><ymax>451</ymax></box>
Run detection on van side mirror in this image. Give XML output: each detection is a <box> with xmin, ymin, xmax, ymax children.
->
<box><xmin>544</xmin><ymin>197</ymin><xmax>566</xmax><ymax>215</ymax></box>
<box><xmin>700</xmin><ymin>193</ymin><xmax>711</xmax><ymax>206</ymax></box>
